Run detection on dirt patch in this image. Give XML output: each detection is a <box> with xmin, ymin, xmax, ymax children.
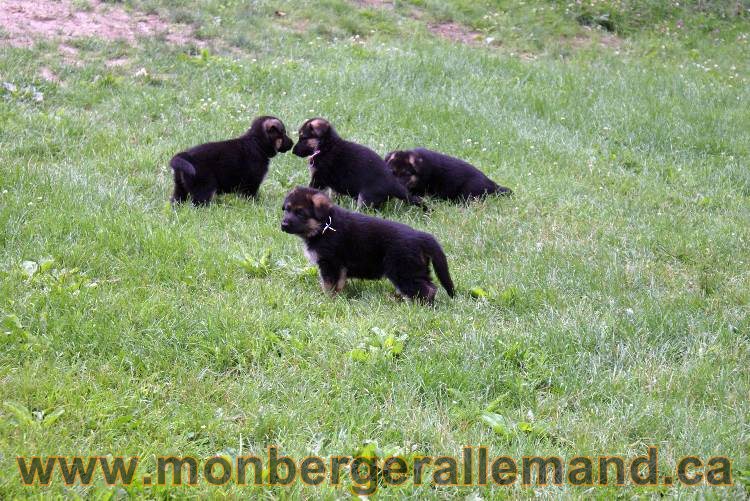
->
<box><xmin>39</xmin><ymin>66</ymin><xmax>60</xmax><ymax>82</ymax></box>
<box><xmin>599</xmin><ymin>33</ymin><xmax>624</xmax><ymax>49</ymax></box>
<box><xmin>350</xmin><ymin>0</ymin><xmax>482</xmax><ymax>46</ymax></box>
<box><xmin>428</xmin><ymin>21</ymin><xmax>481</xmax><ymax>45</ymax></box>
<box><xmin>571</xmin><ymin>30</ymin><xmax>625</xmax><ymax>50</ymax></box>
<box><xmin>56</xmin><ymin>44</ymin><xmax>82</xmax><ymax>66</ymax></box>
<box><xmin>354</xmin><ymin>0</ymin><xmax>394</xmax><ymax>10</ymax></box>
<box><xmin>0</xmin><ymin>0</ymin><xmax>200</xmax><ymax>48</ymax></box>
<box><xmin>106</xmin><ymin>57</ymin><xmax>131</xmax><ymax>68</ymax></box>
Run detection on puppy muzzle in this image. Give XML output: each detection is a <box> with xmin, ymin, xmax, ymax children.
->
<box><xmin>292</xmin><ymin>142</ymin><xmax>314</xmax><ymax>158</ymax></box>
<box><xmin>279</xmin><ymin>136</ymin><xmax>293</xmax><ymax>153</ymax></box>
<box><xmin>281</xmin><ymin>219</ymin><xmax>294</xmax><ymax>233</ymax></box>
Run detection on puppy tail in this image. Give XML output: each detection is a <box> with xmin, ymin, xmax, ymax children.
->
<box><xmin>170</xmin><ymin>155</ymin><xmax>196</xmax><ymax>178</ymax></box>
<box><xmin>424</xmin><ymin>236</ymin><xmax>454</xmax><ymax>297</ymax></box>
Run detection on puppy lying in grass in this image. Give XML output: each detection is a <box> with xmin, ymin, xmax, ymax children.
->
<box><xmin>170</xmin><ymin>116</ymin><xmax>293</xmax><ymax>205</ymax></box>
<box><xmin>385</xmin><ymin>148</ymin><xmax>513</xmax><ymax>201</ymax></box>
<box><xmin>281</xmin><ymin>187</ymin><xmax>454</xmax><ymax>303</ymax></box>
<box><xmin>292</xmin><ymin>118</ymin><xmax>424</xmax><ymax>209</ymax></box>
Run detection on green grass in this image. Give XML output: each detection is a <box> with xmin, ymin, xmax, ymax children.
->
<box><xmin>1</xmin><ymin>0</ymin><xmax>749</xmax><ymax>497</ymax></box>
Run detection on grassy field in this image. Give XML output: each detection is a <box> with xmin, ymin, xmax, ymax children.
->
<box><xmin>1</xmin><ymin>0</ymin><xmax>749</xmax><ymax>497</ymax></box>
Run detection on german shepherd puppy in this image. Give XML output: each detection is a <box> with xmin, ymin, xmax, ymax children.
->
<box><xmin>170</xmin><ymin>116</ymin><xmax>293</xmax><ymax>205</ymax></box>
<box><xmin>384</xmin><ymin>148</ymin><xmax>512</xmax><ymax>201</ymax></box>
<box><xmin>292</xmin><ymin>118</ymin><xmax>423</xmax><ymax>209</ymax></box>
<box><xmin>280</xmin><ymin>187</ymin><xmax>454</xmax><ymax>303</ymax></box>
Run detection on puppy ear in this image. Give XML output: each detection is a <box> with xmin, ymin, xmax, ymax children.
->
<box><xmin>311</xmin><ymin>192</ymin><xmax>332</xmax><ymax>220</ymax></box>
<box><xmin>309</xmin><ymin>119</ymin><xmax>330</xmax><ymax>137</ymax></box>
<box><xmin>264</xmin><ymin>118</ymin><xmax>283</xmax><ymax>136</ymax></box>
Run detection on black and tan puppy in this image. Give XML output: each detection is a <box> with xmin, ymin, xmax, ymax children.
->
<box><xmin>281</xmin><ymin>187</ymin><xmax>454</xmax><ymax>303</ymax></box>
<box><xmin>292</xmin><ymin>118</ymin><xmax>423</xmax><ymax>209</ymax></box>
<box><xmin>385</xmin><ymin>148</ymin><xmax>512</xmax><ymax>201</ymax></box>
<box><xmin>170</xmin><ymin>116</ymin><xmax>293</xmax><ymax>205</ymax></box>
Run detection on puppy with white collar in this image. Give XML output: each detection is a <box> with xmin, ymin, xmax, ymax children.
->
<box><xmin>280</xmin><ymin>187</ymin><xmax>454</xmax><ymax>303</ymax></box>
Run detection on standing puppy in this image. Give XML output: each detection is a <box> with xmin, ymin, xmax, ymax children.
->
<box><xmin>385</xmin><ymin>148</ymin><xmax>512</xmax><ymax>201</ymax></box>
<box><xmin>170</xmin><ymin>115</ymin><xmax>293</xmax><ymax>205</ymax></box>
<box><xmin>292</xmin><ymin>118</ymin><xmax>423</xmax><ymax>209</ymax></box>
<box><xmin>280</xmin><ymin>187</ymin><xmax>454</xmax><ymax>303</ymax></box>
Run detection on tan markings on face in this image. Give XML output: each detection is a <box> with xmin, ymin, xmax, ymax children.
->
<box><xmin>305</xmin><ymin>217</ymin><xmax>320</xmax><ymax>237</ymax></box>
<box><xmin>407</xmin><ymin>175</ymin><xmax>418</xmax><ymax>188</ymax></box>
<box><xmin>275</xmin><ymin>138</ymin><xmax>283</xmax><ymax>150</ymax></box>
<box><xmin>408</xmin><ymin>153</ymin><xmax>417</xmax><ymax>166</ymax></box>
<box><xmin>307</xmin><ymin>138</ymin><xmax>320</xmax><ymax>150</ymax></box>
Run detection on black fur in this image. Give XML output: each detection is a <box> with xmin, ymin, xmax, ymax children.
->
<box><xmin>280</xmin><ymin>187</ymin><xmax>454</xmax><ymax>303</ymax></box>
<box><xmin>292</xmin><ymin>118</ymin><xmax>424</xmax><ymax>209</ymax></box>
<box><xmin>170</xmin><ymin>115</ymin><xmax>293</xmax><ymax>205</ymax></box>
<box><xmin>385</xmin><ymin>148</ymin><xmax>512</xmax><ymax>201</ymax></box>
